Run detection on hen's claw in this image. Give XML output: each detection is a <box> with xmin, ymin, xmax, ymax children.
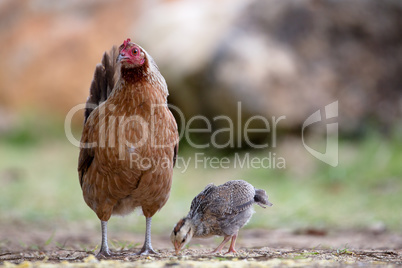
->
<box><xmin>96</xmin><ymin>248</ymin><xmax>112</xmax><ymax>258</ymax></box>
<box><xmin>137</xmin><ymin>246</ymin><xmax>157</xmax><ymax>255</ymax></box>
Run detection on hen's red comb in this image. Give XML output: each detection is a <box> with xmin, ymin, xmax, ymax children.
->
<box><xmin>123</xmin><ymin>38</ymin><xmax>131</xmax><ymax>48</ymax></box>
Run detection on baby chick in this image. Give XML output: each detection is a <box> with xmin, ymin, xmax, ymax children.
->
<box><xmin>171</xmin><ymin>180</ymin><xmax>272</xmax><ymax>254</ymax></box>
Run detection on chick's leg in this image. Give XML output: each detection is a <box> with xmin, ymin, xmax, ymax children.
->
<box><xmin>211</xmin><ymin>235</ymin><xmax>231</xmax><ymax>254</ymax></box>
<box><xmin>226</xmin><ymin>232</ymin><xmax>238</xmax><ymax>254</ymax></box>
<box><xmin>137</xmin><ymin>217</ymin><xmax>157</xmax><ymax>255</ymax></box>
<box><xmin>97</xmin><ymin>220</ymin><xmax>112</xmax><ymax>258</ymax></box>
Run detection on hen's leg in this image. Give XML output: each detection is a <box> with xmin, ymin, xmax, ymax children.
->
<box><xmin>211</xmin><ymin>235</ymin><xmax>231</xmax><ymax>254</ymax></box>
<box><xmin>97</xmin><ymin>220</ymin><xmax>112</xmax><ymax>258</ymax></box>
<box><xmin>137</xmin><ymin>217</ymin><xmax>157</xmax><ymax>255</ymax></box>
<box><xmin>225</xmin><ymin>232</ymin><xmax>238</xmax><ymax>254</ymax></box>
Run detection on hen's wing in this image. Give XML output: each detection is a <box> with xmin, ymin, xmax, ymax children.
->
<box><xmin>78</xmin><ymin>46</ymin><xmax>119</xmax><ymax>186</ymax></box>
<box><xmin>173</xmin><ymin>143</ymin><xmax>178</xmax><ymax>167</ymax></box>
<box><xmin>84</xmin><ymin>46</ymin><xmax>119</xmax><ymax>122</ymax></box>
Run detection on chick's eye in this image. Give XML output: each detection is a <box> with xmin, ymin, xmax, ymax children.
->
<box><xmin>181</xmin><ymin>238</ymin><xmax>185</xmax><ymax>243</ymax></box>
<box><xmin>132</xmin><ymin>48</ymin><xmax>138</xmax><ymax>55</ymax></box>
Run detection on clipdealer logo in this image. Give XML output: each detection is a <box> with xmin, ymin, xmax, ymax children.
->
<box><xmin>65</xmin><ymin>101</ymin><xmax>339</xmax><ymax>170</ymax></box>
<box><xmin>302</xmin><ymin>101</ymin><xmax>339</xmax><ymax>167</ymax></box>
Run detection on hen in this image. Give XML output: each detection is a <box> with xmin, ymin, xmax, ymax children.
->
<box><xmin>171</xmin><ymin>180</ymin><xmax>272</xmax><ymax>254</ymax></box>
<box><xmin>78</xmin><ymin>39</ymin><xmax>178</xmax><ymax>257</ymax></box>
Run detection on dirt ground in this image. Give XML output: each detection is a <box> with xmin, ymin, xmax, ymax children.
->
<box><xmin>0</xmin><ymin>222</ymin><xmax>401</xmax><ymax>267</ymax></box>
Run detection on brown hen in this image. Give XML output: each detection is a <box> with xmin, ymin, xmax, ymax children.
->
<box><xmin>78</xmin><ymin>39</ymin><xmax>178</xmax><ymax>257</ymax></box>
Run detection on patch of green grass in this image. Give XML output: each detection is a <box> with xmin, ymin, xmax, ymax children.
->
<box><xmin>0</xmin><ymin>140</ymin><xmax>91</xmax><ymax>223</ymax></box>
<box><xmin>212</xmin><ymin>256</ymin><xmax>227</xmax><ymax>261</ymax></box>
<box><xmin>45</xmin><ymin>231</ymin><xmax>55</xmax><ymax>246</ymax></box>
<box><xmin>239</xmin><ymin>133</ymin><xmax>402</xmax><ymax>230</ymax></box>
<box><xmin>0</xmin><ymin>113</ymin><xmax>70</xmax><ymax>146</ymax></box>
<box><xmin>291</xmin><ymin>255</ymin><xmax>308</xmax><ymax>260</ymax></box>
<box><xmin>110</xmin><ymin>240</ymin><xmax>138</xmax><ymax>250</ymax></box>
<box><xmin>0</xmin><ymin>121</ymin><xmax>401</xmax><ymax>235</ymax></box>
<box><xmin>291</xmin><ymin>251</ymin><xmax>319</xmax><ymax>260</ymax></box>
<box><xmin>55</xmin><ymin>241</ymin><xmax>67</xmax><ymax>249</ymax></box>
<box><xmin>334</xmin><ymin>244</ymin><xmax>353</xmax><ymax>255</ymax></box>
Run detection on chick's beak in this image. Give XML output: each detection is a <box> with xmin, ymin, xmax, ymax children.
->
<box><xmin>174</xmin><ymin>241</ymin><xmax>181</xmax><ymax>255</ymax></box>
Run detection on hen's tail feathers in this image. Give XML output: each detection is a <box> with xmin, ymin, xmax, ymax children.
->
<box><xmin>84</xmin><ymin>46</ymin><xmax>119</xmax><ymax>123</ymax></box>
<box><xmin>254</xmin><ymin>189</ymin><xmax>273</xmax><ymax>208</ymax></box>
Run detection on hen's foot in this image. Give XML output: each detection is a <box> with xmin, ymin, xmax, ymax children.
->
<box><xmin>136</xmin><ymin>245</ymin><xmax>157</xmax><ymax>255</ymax></box>
<box><xmin>136</xmin><ymin>217</ymin><xmax>158</xmax><ymax>255</ymax></box>
<box><xmin>96</xmin><ymin>248</ymin><xmax>113</xmax><ymax>258</ymax></box>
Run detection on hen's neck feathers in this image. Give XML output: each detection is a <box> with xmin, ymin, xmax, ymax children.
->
<box><xmin>109</xmin><ymin>56</ymin><xmax>168</xmax><ymax>106</ymax></box>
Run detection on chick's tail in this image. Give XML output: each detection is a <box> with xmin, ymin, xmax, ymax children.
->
<box><xmin>254</xmin><ymin>189</ymin><xmax>273</xmax><ymax>208</ymax></box>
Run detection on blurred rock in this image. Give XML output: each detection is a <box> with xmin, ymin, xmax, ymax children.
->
<box><xmin>0</xmin><ymin>108</ymin><xmax>17</xmax><ymax>133</ymax></box>
<box><xmin>135</xmin><ymin>0</ymin><xmax>252</xmax><ymax>119</ymax></box>
<box><xmin>369</xmin><ymin>221</ymin><xmax>387</xmax><ymax>235</ymax></box>
<box><xmin>136</xmin><ymin>0</ymin><xmax>402</xmax><ymax>141</ymax></box>
<box><xmin>294</xmin><ymin>227</ymin><xmax>327</xmax><ymax>236</ymax></box>
<box><xmin>0</xmin><ymin>168</ymin><xmax>24</xmax><ymax>185</ymax></box>
<box><xmin>0</xmin><ymin>0</ymin><xmax>140</xmax><ymax>122</ymax></box>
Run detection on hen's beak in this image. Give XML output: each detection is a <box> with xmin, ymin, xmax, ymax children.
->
<box><xmin>174</xmin><ymin>241</ymin><xmax>181</xmax><ymax>255</ymax></box>
<box><xmin>117</xmin><ymin>53</ymin><xmax>129</xmax><ymax>62</ymax></box>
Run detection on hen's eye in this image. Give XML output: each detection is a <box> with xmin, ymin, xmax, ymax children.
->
<box><xmin>132</xmin><ymin>48</ymin><xmax>138</xmax><ymax>55</ymax></box>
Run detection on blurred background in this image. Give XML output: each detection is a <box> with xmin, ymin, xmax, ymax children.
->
<box><xmin>0</xmin><ymin>0</ymin><xmax>401</xmax><ymax>250</ymax></box>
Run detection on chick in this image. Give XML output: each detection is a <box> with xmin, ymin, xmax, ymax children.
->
<box><xmin>171</xmin><ymin>180</ymin><xmax>272</xmax><ymax>254</ymax></box>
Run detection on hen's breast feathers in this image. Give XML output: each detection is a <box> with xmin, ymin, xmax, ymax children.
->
<box><xmin>78</xmin><ymin>43</ymin><xmax>178</xmax><ymax>220</ymax></box>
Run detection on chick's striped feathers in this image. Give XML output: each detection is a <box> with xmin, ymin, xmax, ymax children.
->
<box><xmin>188</xmin><ymin>180</ymin><xmax>263</xmax><ymax>218</ymax></box>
